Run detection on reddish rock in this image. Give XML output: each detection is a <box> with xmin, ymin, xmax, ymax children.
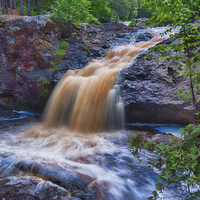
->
<box><xmin>0</xmin><ymin>15</ymin><xmax>61</xmax><ymax>110</ymax></box>
<box><xmin>4</xmin><ymin>15</ymin><xmax>60</xmax><ymax>72</ymax></box>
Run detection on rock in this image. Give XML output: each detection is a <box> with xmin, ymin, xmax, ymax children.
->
<box><xmin>0</xmin><ymin>15</ymin><xmax>62</xmax><ymax>110</ymax></box>
<box><xmin>0</xmin><ymin>176</ymin><xmax>70</xmax><ymax>200</ymax></box>
<box><xmin>4</xmin><ymin>16</ymin><xmax>60</xmax><ymax>72</ymax></box>
<box><xmin>134</xmin><ymin>32</ymin><xmax>154</xmax><ymax>43</ymax></box>
<box><xmin>118</xmin><ymin>45</ymin><xmax>195</xmax><ymax>125</ymax></box>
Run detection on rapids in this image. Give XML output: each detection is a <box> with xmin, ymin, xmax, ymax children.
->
<box><xmin>0</xmin><ymin>28</ymin><xmax>180</xmax><ymax>199</ymax></box>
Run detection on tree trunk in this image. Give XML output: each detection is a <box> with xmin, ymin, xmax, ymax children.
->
<box><xmin>183</xmin><ymin>27</ymin><xmax>197</xmax><ymax>112</ymax></box>
<box><xmin>5</xmin><ymin>0</ymin><xmax>8</xmax><ymax>14</ymax></box>
<box><xmin>1</xmin><ymin>0</ymin><xmax>4</xmax><ymax>14</ymax></box>
<box><xmin>20</xmin><ymin>0</ymin><xmax>23</xmax><ymax>15</ymax></box>
<box><xmin>0</xmin><ymin>0</ymin><xmax>2</xmax><ymax>14</ymax></box>
<box><xmin>31</xmin><ymin>0</ymin><xmax>33</xmax><ymax>12</ymax></box>
<box><xmin>37</xmin><ymin>0</ymin><xmax>40</xmax><ymax>14</ymax></box>
<box><xmin>28</xmin><ymin>0</ymin><xmax>31</xmax><ymax>15</ymax></box>
<box><xmin>12</xmin><ymin>0</ymin><xmax>16</xmax><ymax>8</ymax></box>
<box><xmin>10</xmin><ymin>0</ymin><xmax>12</xmax><ymax>14</ymax></box>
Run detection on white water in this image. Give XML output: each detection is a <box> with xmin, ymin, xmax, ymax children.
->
<box><xmin>0</xmin><ymin>124</ymin><xmax>157</xmax><ymax>199</ymax></box>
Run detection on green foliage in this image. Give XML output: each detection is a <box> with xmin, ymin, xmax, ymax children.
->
<box><xmin>0</xmin><ymin>20</ymin><xmax>6</xmax><ymax>27</ymax></box>
<box><xmin>51</xmin><ymin>0</ymin><xmax>99</xmax><ymax>26</ymax></box>
<box><xmin>48</xmin><ymin>65</ymin><xmax>58</xmax><ymax>71</ymax></box>
<box><xmin>131</xmin><ymin>3</ymin><xmax>200</xmax><ymax>197</ymax></box>
<box><xmin>84</xmin><ymin>42</ymin><xmax>90</xmax><ymax>52</ymax></box>
<box><xmin>39</xmin><ymin>77</ymin><xmax>50</xmax><ymax>98</ymax></box>
<box><xmin>55</xmin><ymin>49</ymin><xmax>65</xmax><ymax>56</ymax></box>
<box><xmin>128</xmin><ymin>19</ymin><xmax>138</xmax><ymax>27</ymax></box>
<box><xmin>90</xmin><ymin>0</ymin><xmax>112</xmax><ymax>22</ymax></box>
<box><xmin>23</xmin><ymin>5</ymin><xmax>28</xmax><ymax>15</ymax></box>
<box><xmin>59</xmin><ymin>40</ymin><xmax>69</xmax><ymax>50</ymax></box>
<box><xmin>108</xmin><ymin>0</ymin><xmax>138</xmax><ymax>20</ymax></box>
<box><xmin>130</xmin><ymin>124</ymin><xmax>200</xmax><ymax>199</ymax></box>
<box><xmin>137</xmin><ymin>0</ymin><xmax>152</xmax><ymax>18</ymax></box>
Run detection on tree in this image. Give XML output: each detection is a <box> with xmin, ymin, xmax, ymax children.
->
<box><xmin>143</xmin><ymin>0</ymin><xmax>200</xmax><ymax>112</ymax></box>
<box><xmin>130</xmin><ymin>125</ymin><xmax>200</xmax><ymax>199</ymax></box>
<box><xmin>37</xmin><ymin>0</ymin><xmax>40</xmax><ymax>14</ymax></box>
<box><xmin>12</xmin><ymin>0</ymin><xmax>16</xmax><ymax>9</ymax></box>
<box><xmin>128</xmin><ymin>0</ymin><xmax>138</xmax><ymax>20</ymax></box>
<box><xmin>20</xmin><ymin>0</ymin><xmax>23</xmax><ymax>15</ymax></box>
<box><xmin>129</xmin><ymin>0</ymin><xmax>200</xmax><ymax>199</ymax></box>
<box><xmin>108</xmin><ymin>0</ymin><xmax>130</xmax><ymax>20</ymax></box>
<box><xmin>137</xmin><ymin>0</ymin><xmax>152</xmax><ymax>18</ymax></box>
<box><xmin>108</xmin><ymin>0</ymin><xmax>138</xmax><ymax>20</ymax></box>
<box><xmin>51</xmin><ymin>0</ymin><xmax>99</xmax><ymax>26</ymax></box>
<box><xmin>10</xmin><ymin>0</ymin><xmax>12</xmax><ymax>14</ymax></box>
<box><xmin>27</xmin><ymin>0</ymin><xmax>31</xmax><ymax>15</ymax></box>
<box><xmin>5</xmin><ymin>0</ymin><xmax>8</xmax><ymax>14</ymax></box>
<box><xmin>90</xmin><ymin>0</ymin><xmax>112</xmax><ymax>22</ymax></box>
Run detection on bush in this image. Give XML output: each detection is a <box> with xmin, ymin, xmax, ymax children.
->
<box><xmin>130</xmin><ymin>124</ymin><xmax>200</xmax><ymax>199</ymax></box>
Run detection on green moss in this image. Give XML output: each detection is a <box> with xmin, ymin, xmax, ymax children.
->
<box><xmin>59</xmin><ymin>40</ymin><xmax>69</xmax><ymax>50</ymax></box>
<box><xmin>0</xmin><ymin>20</ymin><xmax>6</xmax><ymax>27</ymax></box>
<box><xmin>85</xmin><ymin>42</ymin><xmax>90</xmax><ymax>52</ymax></box>
<box><xmin>55</xmin><ymin>49</ymin><xmax>65</xmax><ymax>56</ymax></box>
<box><xmin>48</xmin><ymin>65</ymin><xmax>58</xmax><ymax>71</ymax></box>
<box><xmin>39</xmin><ymin>77</ymin><xmax>50</xmax><ymax>98</ymax></box>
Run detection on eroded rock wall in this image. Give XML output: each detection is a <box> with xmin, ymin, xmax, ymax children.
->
<box><xmin>118</xmin><ymin>41</ymin><xmax>195</xmax><ymax>125</ymax></box>
<box><xmin>0</xmin><ymin>15</ymin><xmax>60</xmax><ymax>109</ymax></box>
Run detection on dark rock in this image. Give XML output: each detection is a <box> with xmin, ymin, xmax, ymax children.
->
<box><xmin>118</xmin><ymin>40</ymin><xmax>195</xmax><ymax>125</ymax></box>
<box><xmin>0</xmin><ymin>176</ymin><xmax>69</xmax><ymax>200</ymax></box>
<box><xmin>134</xmin><ymin>32</ymin><xmax>154</xmax><ymax>43</ymax></box>
<box><xmin>101</xmin><ymin>43</ymin><xmax>110</xmax><ymax>49</ymax></box>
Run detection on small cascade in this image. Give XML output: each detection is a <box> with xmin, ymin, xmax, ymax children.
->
<box><xmin>0</xmin><ymin>28</ymin><xmax>185</xmax><ymax>200</ymax></box>
<box><xmin>43</xmin><ymin>37</ymin><xmax>163</xmax><ymax>133</ymax></box>
<box><xmin>104</xmin><ymin>83</ymin><xmax>125</xmax><ymax>130</ymax></box>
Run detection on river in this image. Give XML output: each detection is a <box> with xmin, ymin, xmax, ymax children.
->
<box><xmin>0</xmin><ymin>27</ymin><xmax>183</xmax><ymax>200</ymax></box>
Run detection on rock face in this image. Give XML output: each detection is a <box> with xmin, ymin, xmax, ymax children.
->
<box><xmin>118</xmin><ymin>46</ymin><xmax>195</xmax><ymax>125</ymax></box>
<box><xmin>0</xmin><ymin>15</ymin><xmax>61</xmax><ymax>110</ymax></box>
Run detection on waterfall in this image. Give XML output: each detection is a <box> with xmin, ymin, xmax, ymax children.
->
<box><xmin>42</xmin><ymin>37</ymin><xmax>163</xmax><ymax>133</ymax></box>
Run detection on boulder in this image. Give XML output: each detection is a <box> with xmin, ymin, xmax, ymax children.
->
<box><xmin>0</xmin><ymin>15</ymin><xmax>62</xmax><ymax>109</ymax></box>
<box><xmin>119</xmin><ymin>48</ymin><xmax>195</xmax><ymax>125</ymax></box>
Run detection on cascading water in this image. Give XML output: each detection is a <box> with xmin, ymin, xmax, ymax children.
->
<box><xmin>43</xmin><ymin>37</ymin><xmax>162</xmax><ymax>133</ymax></box>
<box><xmin>0</xmin><ymin>30</ymin><xmax>177</xmax><ymax>200</ymax></box>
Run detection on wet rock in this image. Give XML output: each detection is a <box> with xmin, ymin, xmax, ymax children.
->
<box><xmin>101</xmin><ymin>43</ymin><xmax>110</xmax><ymax>49</ymax></box>
<box><xmin>1</xmin><ymin>13</ymin><xmax>175</xmax><ymax>117</ymax></box>
<box><xmin>118</xmin><ymin>41</ymin><xmax>195</xmax><ymax>125</ymax></box>
<box><xmin>0</xmin><ymin>15</ymin><xmax>62</xmax><ymax>110</ymax></box>
<box><xmin>134</xmin><ymin>32</ymin><xmax>154</xmax><ymax>43</ymax></box>
<box><xmin>0</xmin><ymin>176</ymin><xmax>70</xmax><ymax>200</ymax></box>
<box><xmin>4</xmin><ymin>15</ymin><xmax>60</xmax><ymax>72</ymax></box>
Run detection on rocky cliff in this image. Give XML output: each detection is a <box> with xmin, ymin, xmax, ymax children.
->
<box><xmin>0</xmin><ymin>15</ymin><xmax>61</xmax><ymax>110</ymax></box>
<box><xmin>118</xmin><ymin>39</ymin><xmax>195</xmax><ymax>125</ymax></box>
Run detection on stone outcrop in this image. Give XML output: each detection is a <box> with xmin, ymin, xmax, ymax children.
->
<box><xmin>118</xmin><ymin>41</ymin><xmax>195</xmax><ymax>125</ymax></box>
<box><xmin>0</xmin><ymin>15</ymin><xmax>61</xmax><ymax>110</ymax></box>
<box><xmin>118</xmin><ymin>21</ymin><xmax>200</xmax><ymax>125</ymax></box>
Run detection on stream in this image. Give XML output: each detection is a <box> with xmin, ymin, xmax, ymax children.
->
<box><xmin>0</xmin><ymin>27</ymin><xmax>184</xmax><ymax>200</ymax></box>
